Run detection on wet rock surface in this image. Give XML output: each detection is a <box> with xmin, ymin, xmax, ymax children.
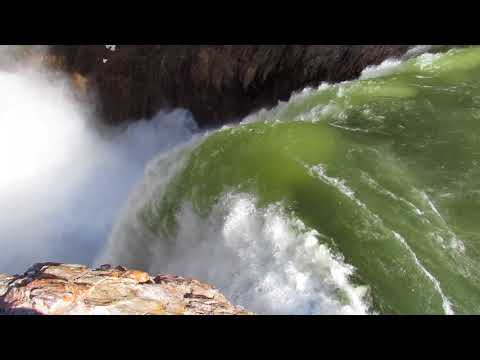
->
<box><xmin>0</xmin><ymin>263</ymin><xmax>252</xmax><ymax>315</ymax></box>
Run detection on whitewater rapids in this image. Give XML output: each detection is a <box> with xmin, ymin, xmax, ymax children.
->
<box><xmin>2</xmin><ymin>45</ymin><xmax>480</xmax><ymax>315</ymax></box>
<box><xmin>100</xmin><ymin>47</ymin><xmax>480</xmax><ymax>315</ymax></box>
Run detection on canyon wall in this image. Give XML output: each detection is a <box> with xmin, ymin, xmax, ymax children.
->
<box><xmin>50</xmin><ymin>45</ymin><xmax>411</xmax><ymax>127</ymax></box>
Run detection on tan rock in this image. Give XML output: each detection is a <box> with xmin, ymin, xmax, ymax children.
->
<box><xmin>0</xmin><ymin>273</ymin><xmax>15</xmax><ymax>297</ymax></box>
<box><xmin>0</xmin><ymin>263</ymin><xmax>253</xmax><ymax>315</ymax></box>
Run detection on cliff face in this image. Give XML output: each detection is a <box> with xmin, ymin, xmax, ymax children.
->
<box><xmin>50</xmin><ymin>45</ymin><xmax>411</xmax><ymax>127</ymax></box>
<box><xmin>0</xmin><ymin>263</ymin><xmax>252</xmax><ymax>315</ymax></box>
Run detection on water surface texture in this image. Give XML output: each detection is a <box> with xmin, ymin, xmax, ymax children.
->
<box><xmin>101</xmin><ymin>47</ymin><xmax>480</xmax><ymax>314</ymax></box>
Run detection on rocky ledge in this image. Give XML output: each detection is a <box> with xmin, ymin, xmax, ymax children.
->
<box><xmin>0</xmin><ymin>263</ymin><xmax>251</xmax><ymax>315</ymax></box>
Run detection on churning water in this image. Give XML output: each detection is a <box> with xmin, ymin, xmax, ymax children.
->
<box><xmin>3</xmin><ymin>46</ymin><xmax>480</xmax><ymax>314</ymax></box>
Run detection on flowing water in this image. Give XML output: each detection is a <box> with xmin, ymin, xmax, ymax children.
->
<box><xmin>100</xmin><ymin>47</ymin><xmax>480</xmax><ymax>314</ymax></box>
<box><xmin>2</xmin><ymin>46</ymin><xmax>480</xmax><ymax>314</ymax></box>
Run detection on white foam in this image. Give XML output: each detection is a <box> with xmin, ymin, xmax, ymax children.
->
<box><xmin>392</xmin><ymin>231</ymin><xmax>454</xmax><ymax>315</ymax></box>
<box><xmin>360</xmin><ymin>172</ymin><xmax>425</xmax><ymax>216</ymax></box>
<box><xmin>102</xmin><ymin>191</ymin><xmax>370</xmax><ymax>315</ymax></box>
<box><xmin>305</xmin><ymin>163</ymin><xmax>455</xmax><ymax>314</ymax></box>
<box><xmin>307</xmin><ymin>164</ymin><xmax>371</xmax><ymax>213</ymax></box>
<box><xmin>402</xmin><ymin>45</ymin><xmax>434</xmax><ymax>60</ymax></box>
<box><xmin>309</xmin><ymin>164</ymin><xmax>355</xmax><ymax>199</ymax></box>
<box><xmin>360</xmin><ymin>59</ymin><xmax>404</xmax><ymax>80</ymax></box>
<box><xmin>419</xmin><ymin>191</ymin><xmax>465</xmax><ymax>253</ymax></box>
<box><xmin>0</xmin><ymin>48</ymin><xmax>198</xmax><ymax>273</ymax></box>
<box><xmin>415</xmin><ymin>53</ymin><xmax>443</xmax><ymax>72</ymax></box>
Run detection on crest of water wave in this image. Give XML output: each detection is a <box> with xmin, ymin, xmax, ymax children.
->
<box><xmin>101</xmin><ymin>45</ymin><xmax>469</xmax><ymax>314</ymax></box>
<box><xmin>96</xmin><ymin>134</ymin><xmax>204</xmax><ymax>270</ymax></box>
<box><xmin>131</xmin><ymin>192</ymin><xmax>371</xmax><ymax>315</ymax></box>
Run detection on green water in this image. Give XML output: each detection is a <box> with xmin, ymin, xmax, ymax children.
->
<box><xmin>139</xmin><ymin>47</ymin><xmax>480</xmax><ymax>314</ymax></box>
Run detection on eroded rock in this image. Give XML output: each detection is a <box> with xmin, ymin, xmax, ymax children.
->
<box><xmin>0</xmin><ymin>263</ymin><xmax>252</xmax><ymax>315</ymax></box>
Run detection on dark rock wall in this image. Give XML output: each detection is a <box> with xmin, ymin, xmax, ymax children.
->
<box><xmin>50</xmin><ymin>45</ymin><xmax>411</xmax><ymax>127</ymax></box>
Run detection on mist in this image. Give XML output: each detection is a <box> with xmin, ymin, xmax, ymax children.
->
<box><xmin>0</xmin><ymin>46</ymin><xmax>198</xmax><ymax>274</ymax></box>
